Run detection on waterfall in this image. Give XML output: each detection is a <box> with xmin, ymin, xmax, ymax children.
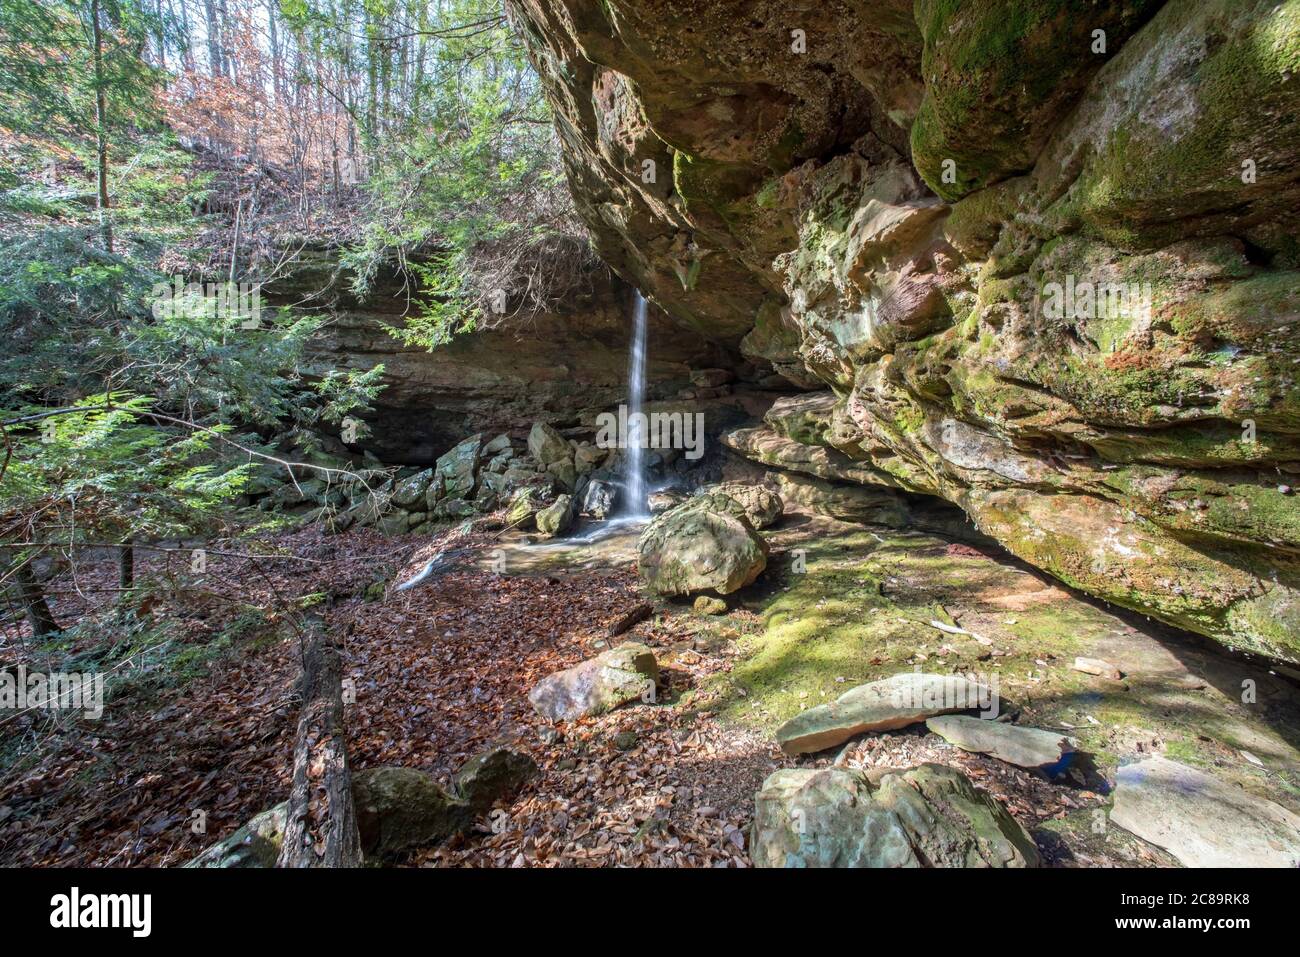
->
<box><xmin>624</xmin><ymin>291</ymin><xmax>649</xmax><ymax>516</ymax></box>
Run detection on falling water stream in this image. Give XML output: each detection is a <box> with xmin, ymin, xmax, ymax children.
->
<box><xmin>624</xmin><ymin>290</ymin><xmax>650</xmax><ymax>517</ymax></box>
<box><xmin>451</xmin><ymin>289</ymin><xmax>652</xmax><ymax>573</ymax></box>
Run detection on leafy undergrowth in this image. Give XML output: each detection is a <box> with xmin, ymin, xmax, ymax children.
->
<box><xmin>0</xmin><ymin>522</ymin><xmax>778</xmax><ymax>867</ymax></box>
<box><xmin>4</xmin><ymin>510</ymin><xmax>1297</xmax><ymax>868</ymax></box>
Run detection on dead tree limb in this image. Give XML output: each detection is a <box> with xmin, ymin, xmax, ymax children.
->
<box><xmin>277</xmin><ymin>617</ymin><xmax>363</xmax><ymax>867</ymax></box>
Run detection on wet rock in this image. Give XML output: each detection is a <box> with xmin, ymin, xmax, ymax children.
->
<box><xmin>647</xmin><ymin>488</ymin><xmax>686</xmax><ymax>513</ymax></box>
<box><xmin>638</xmin><ymin>494</ymin><xmax>768</xmax><ymax>596</ymax></box>
<box><xmin>927</xmin><ymin>715</ymin><xmax>1075</xmax><ymax>770</ymax></box>
<box><xmin>1110</xmin><ymin>756</ymin><xmax>1300</xmax><ymax>867</ymax></box>
<box><xmin>750</xmin><ymin>764</ymin><xmax>1039</xmax><ymax>868</ymax></box>
<box><xmin>528</xmin><ymin>642</ymin><xmax>659</xmax><ymax>721</ymax></box>
<box><xmin>776</xmin><ymin>672</ymin><xmax>995</xmax><ymax>756</ymax></box>
<box><xmin>580</xmin><ymin>478</ymin><xmax>618</xmax><ymax>519</ymax></box>
<box><xmin>535</xmin><ymin>493</ymin><xmax>575</xmax><ymax>538</ymax></box>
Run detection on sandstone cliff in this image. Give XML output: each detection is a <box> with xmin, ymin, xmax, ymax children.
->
<box><xmin>273</xmin><ymin>251</ymin><xmax>720</xmax><ymax>463</ymax></box>
<box><xmin>510</xmin><ymin>0</ymin><xmax>1300</xmax><ymax>660</ymax></box>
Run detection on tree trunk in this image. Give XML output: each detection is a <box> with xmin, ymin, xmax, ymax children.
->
<box><xmin>277</xmin><ymin>622</ymin><xmax>363</xmax><ymax>867</ymax></box>
<box><xmin>90</xmin><ymin>0</ymin><xmax>113</xmax><ymax>254</ymax></box>
<box><xmin>118</xmin><ymin>540</ymin><xmax>134</xmax><ymax>592</ymax></box>
<box><xmin>267</xmin><ymin>0</ymin><xmax>281</xmax><ymax>103</ymax></box>
<box><xmin>13</xmin><ymin>561</ymin><xmax>59</xmax><ymax>637</ymax></box>
<box><xmin>202</xmin><ymin>0</ymin><xmax>223</xmax><ymax>76</ymax></box>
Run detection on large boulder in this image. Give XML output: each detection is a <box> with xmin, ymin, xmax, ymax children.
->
<box><xmin>453</xmin><ymin>747</ymin><xmax>539</xmax><ymax>813</ymax></box>
<box><xmin>580</xmin><ymin>478</ymin><xmax>618</xmax><ymax>519</ymax></box>
<box><xmin>391</xmin><ymin>468</ymin><xmax>434</xmax><ymax>508</ymax></box>
<box><xmin>431</xmin><ymin>433</ymin><xmax>483</xmax><ymax>503</ymax></box>
<box><xmin>1110</xmin><ymin>756</ymin><xmax>1300</xmax><ymax>867</ymax></box>
<box><xmin>776</xmin><ymin>672</ymin><xmax>995</xmax><ymax>756</ymax></box>
<box><xmin>352</xmin><ymin>767</ymin><xmax>471</xmax><ymax>859</ymax></box>
<box><xmin>527</xmin><ymin>421</ymin><xmax>571</xmax><ymax>466</ymax></box>
<box><xmin>707</xmin><ymin>482</ymin><xmax>784</xmax><ymax>529</ymax></box>
<box><xmin>638</xmin><ymin>494</ymin><xmax>768</xmax><ymax>596</ymax></box>
<box><xmin>751</xmin><ymin>764</ymin><xmax>1039</xmax><ymax>868</ymax></box>
<box><xmin>528</xmin><ymin>642</ymin><xmax>659</xmax><ymax>722</ymax></box>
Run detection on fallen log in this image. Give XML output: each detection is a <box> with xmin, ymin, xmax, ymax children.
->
<box><xmin>277</xmin><ymin>616</ymin><xmax>363</xmax><ymax>867</ymax></box>
<box><xmin>608</xmin><ymin>602</ymin><xmax>653</xmax><ymax>637</ymax></box>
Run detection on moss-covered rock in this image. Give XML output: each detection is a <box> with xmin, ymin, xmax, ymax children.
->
<box><xmin>517</xmin><ymin>0</ymin><xmax>1300</xmax><ymax>661</ymax></box>
<box><xmin>750</xmin><ymin>763</ymin><xmax>1039</xmax><ymax>867</ymax></box>
<box><xmin>352</xmin><ymin>767</ymin><xmax>471</xmax><ymax>860</ymax></box>
<box><xmin>638</xmin><ymin>494</ymin><xmax>769</xmax><ymax>595</ymax></box>
<box><xmin>186</xmin><ymin>802</ymin><xmax>288</xmax><ymax>868</ymax></box>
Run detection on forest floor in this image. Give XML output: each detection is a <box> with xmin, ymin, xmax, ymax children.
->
<box><xmin>3</xmin><ymin>507</ymin><xmax>1298</xmax><ymax>867</ymax></box>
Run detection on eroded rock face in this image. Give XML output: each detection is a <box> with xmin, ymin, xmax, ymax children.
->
<box><xmin>512</xmin><ymin>0</ymin><xmax>1300</xmax><ymax>661</ymax></box>
<box><xmin>290</xmin><ymin>263</ymin><xmax>713</xmax><ymax>465</ymax></box>
<box><xmin>705</xmin><ymin>482</ymin><xmax>784</xmax><ymax>529</ymax></box>
<box><xmin>750</xmin><ymin>764</ymin><xmax>1039</xmax><ymax>868</ymax></box>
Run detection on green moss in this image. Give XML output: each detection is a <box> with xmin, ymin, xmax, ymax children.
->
<box><xmin>1063</xmin><ymin>0</ymin><xmax>1300</xmax><ymax>246</ymax></box>
<box><xmin>893</xmin><ymin>403</ymin><xmax>927</xmax><ymax>436</ymax></box>
<box><xmin>1085</xmin><ymin>428</ymin><xmax>1288</xmax><ymax>469</ymax></box>
<box><xmin>910</xmin><ymin>0</ymin><xmax>1164</xmax><ymax>200</ymax></box>
<box><xmin>671</xmin><ymin>151</ymin><xmax>761</xmax><ymax>221</ymax></box>
<box><xmin>943</xmin><ymin>180</ymin><xmax>1019</xmax><ymax>258</ymax></box>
